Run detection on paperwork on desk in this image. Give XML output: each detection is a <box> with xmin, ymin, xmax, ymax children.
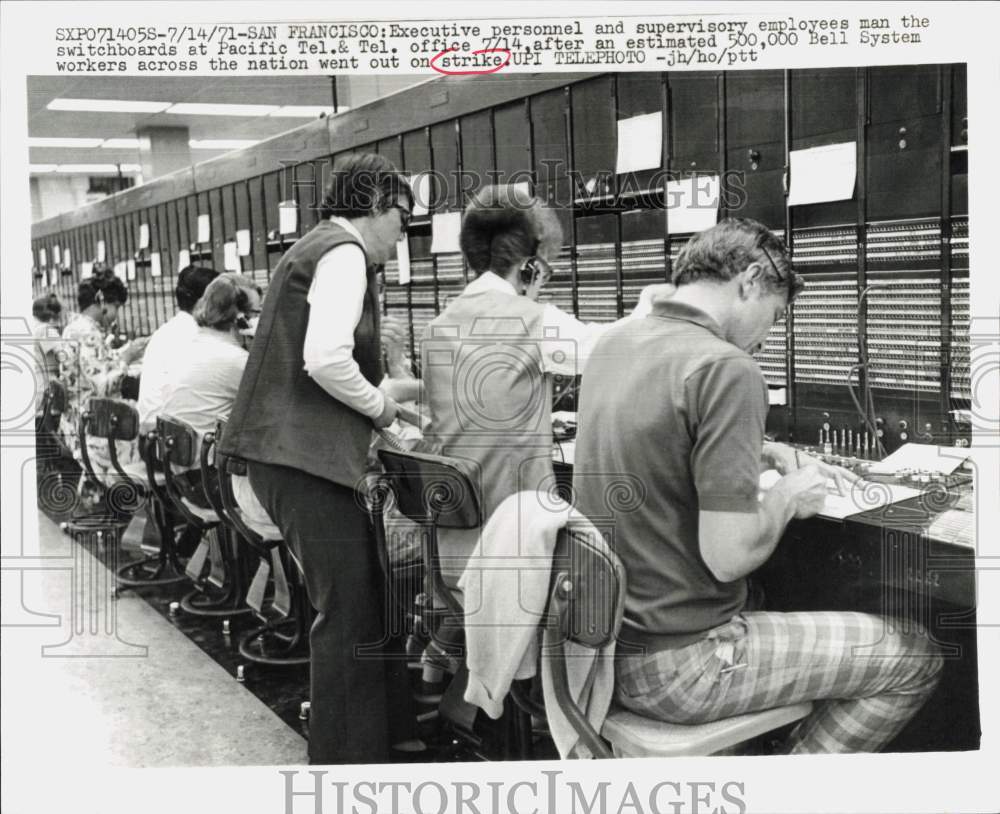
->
<box><xmin>758</xmin><ymin>469</ymin><xmax>923</xmax><ymax>520</ymax></box>
<box><xmin>867</xmin><ymin>443</ymin><xmax>968</xmax><ymax>476</ymax></box>
<box><xmin>787</xmin><ymin>141</ymin><xmax>857</xmax><ymax>206</ymax></box>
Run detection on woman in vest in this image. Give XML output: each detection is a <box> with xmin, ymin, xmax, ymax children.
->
<box><xmin>221</xmin><ymin>153</ymin><xmax>415</xmax><ymax>764</ymax></box>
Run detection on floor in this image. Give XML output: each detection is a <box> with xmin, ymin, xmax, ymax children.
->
<box><xmin>1</xmin><ymin>511</ymin><xmax>309</xmax><ymax>770</ymax></box>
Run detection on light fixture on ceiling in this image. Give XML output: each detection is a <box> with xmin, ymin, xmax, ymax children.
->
<box><xmin>30</xmin><ymin>163</ymin><xmax>142</xmax><ymax>174</ymax></box>
<box><xmin>269</xmin><ymin>106</ymin><xmax>346</xmax><ymax>117</ymax></box>
<box><xmin>28</xmin><ymin>137</ymin><xmax>104</xmax><ymax>148</ymax></box>
<box><xmin>166</xmin><ymin>103</ymin><xmax>280</xmax><ymax>116</ymax></box>
<box><xmin>46</xmin><ymin>98</ymin><xmax>171</xmax><ymax>114</ymax></box>
<box><xmin>188</xmin><ymin>139</ymin><xmax>259</xmax><ymax>150</ymax></box>
<box><xmin>100</xmin><ymin>138</ymin><xmax>145</xmax><ymax>149</ymax></box>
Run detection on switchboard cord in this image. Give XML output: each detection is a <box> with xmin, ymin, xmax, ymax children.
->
<box><xmin>855</xmin><ymin>284</ymin><xmax>888</xmax><ymax>457</ymax></box>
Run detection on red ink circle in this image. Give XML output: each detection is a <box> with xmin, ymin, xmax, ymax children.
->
<box><xmin>429</xmin><ymin>47</ymin><xmax>512</xmax><ymax>76</ymax></box>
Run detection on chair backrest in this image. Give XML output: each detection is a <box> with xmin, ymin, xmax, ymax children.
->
<box><xmin>85</xmin><ymin>398</ymin><xmax>139</xmax><ymax>441</ymax></box>
<box><xmin>548</xmin><ymin>521</ymin><xmax>626</xmax><ymax>649</ymax></box>
<box><xmin>214</xmin><ymin>421</ymin><xmax>277</xmax><ymax>553</ymax></box>
<box><xmin>541</xmin><ymin>519</ymin><xmax>626</xmax><ymax>759</ymax></box>
<box><xmin>77</xmin><ymin>398</ymin><xmax>141</xmax><ymax>492</ymax></box>
<box><xmin>377</xmin><ymin>448</ymin><xmax>481</xmax><ymax>529</ymax></box>
<box><xmin>156</xmin><ymin>415</ymin><xmax>198</xmax><ymax>468</ymax></box>
<box><xmin>155</xmin><ymin>414</ymin><xmax>215</xmax><ymax>528</ymax></box>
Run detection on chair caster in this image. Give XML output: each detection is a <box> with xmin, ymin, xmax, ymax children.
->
<box><xmin>236</xmin><ymin>664</ymin><xmax>246</xmax><ymax>682</ymax></box>
<box><xmin>222</xmin><ymin>619</ymin><xmax>231</xmax><ymax>635</ymax></box>
<box><xmin>299</xmin><ymin>701</ymin><xmax>311</xmax><ymax>721</ymax></box>
<box><xmin>169</xmin><ymin>601</ymin><xmax>180</xmax><ymax>616</ymax></box>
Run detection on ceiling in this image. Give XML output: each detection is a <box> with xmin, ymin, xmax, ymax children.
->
<box><xmin>27</xmin><ymin>75</ymin><xmax>425</xmax><ymax>169</ymax></box>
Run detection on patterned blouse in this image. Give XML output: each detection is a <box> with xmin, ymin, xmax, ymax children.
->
<box><xmin>58</xmin><ymin>313</ymin><xmax>132</xmax><ymax>467</ymax></box>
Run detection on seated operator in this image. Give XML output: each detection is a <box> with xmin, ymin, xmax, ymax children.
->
<box><xmin>572</xmin><ymin>218</ymin><xmax>943</xmax><ymax>753</ymax></box>
<box><xmin>420</xmin><ymin>183</ymin><xmax>672</xmax><ymax>587</ymax></box>
<box><xmin>137</xmin><ymin>264</ymin><xmax>219</xmax><ymax>433</ymax></box>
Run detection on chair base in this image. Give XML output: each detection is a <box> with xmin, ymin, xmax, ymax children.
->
<box><xmin>237</xmin><ymin>619</ymin><xmax>310</xmax><ymax>667</ymax></box>
<box><xmin>179</xmin><ymin>588</ymin><xmax>254</xmax><ymax>618</ymax></box>
<box><xmin>601</xmin><ymin>702</ymin><xmax>814</xmax><ymax>758</ymax></box>
<box><xmin>116</xmin><ymin>554</ymin><xmax>188</xmax><ymax>588</ymax></box>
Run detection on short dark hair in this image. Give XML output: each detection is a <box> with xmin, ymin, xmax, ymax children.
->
<box><xmin>460</xmin><ymin>184</ymin><xmax>563</xmax><ymax>275</ymax></box>
<box><xmin>672</xmin><ymin>218</ymin><xmax>804</xmax><ymax>302</ymax></box>
<box><xmin>77</xmin><ymin>268</ymin><xmax>128</xmax><ymax>310</ymax></box>
<box><xmin>318</xmin><ymin>153</ymin><xmax>413</xmax><ymax>221</ymax></box>
<box><xmin>32</xmin><ymin>293</ymin><xmax>62</xmax><ymax>322</ymax></box>
<box><xmin>193</xmin><ymin>273</ymin><xmax>260</xmax><ymax>331</ymax></box>
<box><xmin>176</xmin><ymin>265</ymin><xmax>219</xmax><ymax>312</ymax></box>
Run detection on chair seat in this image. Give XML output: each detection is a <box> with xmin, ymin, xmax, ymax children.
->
<box><xmin>238</xmin><ymin>509</ymin><xmax>283</xmax><ymax>541</ymax></box>
<box><xmin>601</xmin><ymin>702</ymin><xmax>813</xmax><ymax>758</ymax></box>
<box><xmin>181</xmin><ymin>498</ymin><xmax>219</xmax><ymax>525</ymax></box>
<box><xmin>119</xmin><ymin>461</ymin><xmax>165</xmax><ymax>488</ymax></box>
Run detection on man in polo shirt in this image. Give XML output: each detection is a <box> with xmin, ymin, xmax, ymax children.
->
<box><xmin>573</xmin><ymin>218</ymin><xmax>942</xmax><ymax>753</ymax></box>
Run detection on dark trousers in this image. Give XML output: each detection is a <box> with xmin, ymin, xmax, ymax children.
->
<box><xmin>248</xmin><ymin>461</ymin><xmax>414</xmax><ymax>764</ymax></box>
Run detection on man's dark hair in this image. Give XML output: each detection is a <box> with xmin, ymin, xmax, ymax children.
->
<box><xmin>77</xmin><ymin>268</ymin><xmax>128</xmax><ymax>310</ymax></box>
<box><xmin>32</xmin><ymin>293</ymin><xmax>62</xmax><ymax>322</ymax></box>
<box><xmin>176</xmin><ymin>265</ymin><xmax>219</xmax><ymax>313</ymax></box>
<box><xmin>318</xmin><ymin>152</ymin><xmax>413</xmax><ymax>220</ymax></box>
<box><xmin>672</xmin><ymin>218</ymin><xmax>804</xmax><ymax>302</ymax></box>
<box><xmin>460</xmin><ymin>184</ymin><xmax>563</xmax><ymax>275</ymax></box>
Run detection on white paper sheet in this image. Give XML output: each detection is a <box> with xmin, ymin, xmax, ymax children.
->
<box><xmin>150</xmin><ymin>252</ymin><xmax>162</xmax><ymax>278</ymax></box>
<box><xmin>113</xmin><ymin>261</ymin><xmax>126</xmax><ymax>279</ymax></box>
<box><xmin>616</xmin><ymin>112</ymin><xmax>662</xmax><ymax>174</ymax></box>
<box><xmin>126</xmin><ymin>259</ymin><xmax>136</xmax><ymax>281</ymax></box>
<box><xmin>410</xmin><ymin>173</ymin><xmax>431</xmax><ymax>217</ymax></box>
<box><xmin>49</xmin><ymin>268</ymin><xmax>58</xmax><ymax>286</ymax></box>
<box><xmin>787</xmin><ymin>141</ymin><xmax>857</xmax><ymax>206</ymax></box>
<box><xmin>97</xmin><ymin>240</ymin><xmax>106</xmax><ymax>262</ymax></box>
<box><xmin>666</xmin><ymin>175</ymin><xmax>720</xmax><ymax>234</ymax></box>
<box><xmin>80</xmin><ymin>261</ymin><xmax>93</xmax><ymax>277</ymax></box>
<box><xmin>139</xmin><ymin>223</ymin><xmax>150</xmax><ymax>249</ymax></box>
<box><xmin>177</xmin><ymin>249</ymin><xmax>191</xmax><ymax>272</ymax></box>
<box><xmin>197</xmin><ymin>214</ymin><xmax>211</xmax><ymax>243</ymax></box>
<box><xmin>759</xmin><ymin>469</ymin><xmax>924</xmax><ymax>520</ymax></box>
<box><xmin>395</xmin><ymin>236</ymin><xmax>411</xmax><ymax>284</ymax></box>
<box><xmin>867</xmin><ymin>443</ymin><xmax>968</xmax><ymax>476</ymax></box>
<box><xmin>224</xmin><ymin>241</ymin><xmax>240</xmax><ymax>271</ymax></box>
<box><xmin>236</xmin><ymin>228</ymin><xmax>251</xmax><ymax>256</ymax></box>
<box><xmin>278</xmin><ymin>202</ymin><xmax>298</xmax><ymax>235</ymax></box>
<box><xmin>430</xmin><ymin>212</ymin><xmax>462</xmax><ymax>254</ymax></box>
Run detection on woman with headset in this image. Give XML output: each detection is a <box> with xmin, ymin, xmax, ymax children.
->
<box><xmin>420</xmin><ymin>184</ymin><xmax>672</xmax><ymax>587</ymax></box>
<box><xmin>59</xmin><ymin>269</ymin><xmax>147</xmax><ymax>483</ymax></box>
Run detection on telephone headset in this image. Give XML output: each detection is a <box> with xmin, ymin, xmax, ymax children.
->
<box><xmin>518</xmin><ymin>237</ymin><xmax>544</xmax><ymax>288</ymax></box>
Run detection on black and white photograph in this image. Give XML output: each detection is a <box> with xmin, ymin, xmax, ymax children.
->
<box><xmin>2</xmin><ymin>3</ymin><xmax>998</xmax><ymax>814</ymax></box>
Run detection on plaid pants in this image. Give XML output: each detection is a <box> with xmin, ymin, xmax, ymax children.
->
<box><xmin>615</xmin><ymin>611</ymin><xmax>944</xmax><ymax>753</ymax></box>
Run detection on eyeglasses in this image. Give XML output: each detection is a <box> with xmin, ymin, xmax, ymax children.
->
<box><xmin>392</xmin><ymin>205</ymin><xmax>411</xmax><ymax>234</ymax></box>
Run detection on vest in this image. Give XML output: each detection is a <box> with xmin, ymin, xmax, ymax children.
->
<box><xmin>421</xmin><ymin>287</ymin><xmax>555</xmax><ymax>528</ymax></box>
<box><xmin>221</xmin><ymin>220</ymin><xmax>383</xmax><ymax>489</ymax></box>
